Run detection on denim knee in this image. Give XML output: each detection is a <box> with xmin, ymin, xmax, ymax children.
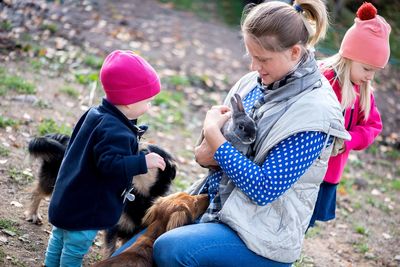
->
<box><xmin>153</xmin><ymin>233</ymin><xmax>194</xmax><ymax>267</ymax></box>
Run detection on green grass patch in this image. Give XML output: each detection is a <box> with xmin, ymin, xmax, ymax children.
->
<box><xmin>365</xmin><ymin>143</ymin><xmax>379</xmax><ymax>156</ymax></box>
<box><xmin>216</xmin><ymin>0</ymin><xmax>243</xmax><ymax>26</ymax></box>
<box><xmin>34</xmin><ymin>99</ymin><xmax>51</xmax><ymax>109</ymax></box>
<box><xmin>173</xmin><ymin>176</ymin><xmax>191</xmax><ymax>191</ymax></box>
<box><xmin>391</xmin><ymin>179</ymin><xmax>400</xmax><ymax>191</ymax></box>
<box><xmin>0</xmin><ymin>247</ymin><xmax>5</xmax><ymax>263</ymax></box>
<box><xmin>0</xmin><ymin>19</ymin><xmax>12</xmax><ymax>31</ymax></box>
<box><xmin>41</xmin><ymin>22</ymin><xmax>58</xmax><ymax>34</ymax></box>
<box><xmin>385</xmin><ymin>148</ymin><xmax>400</xmax><ymax>160</ymax></box>
<box><xmin>305</xmin><ymin>225</ymin><xmax>320</xmax><ymax>238</ymax></box>
<box><xmin>158</xmin><ymin>0</ymin><xmax>214</xmax><ymax>21</ymax></box>
<box><xmin>29</xmin><ymin>58</ymin><xmax>45</xmax><ymax>72</ymax></box>
<box><xmin>338</xmin><ymin>177</ymin><xmax>354</xmax><ymax>195</ymax></box>
<box><xmin>158</xmin><ymin>0</ymin><xmax>243</xmax><ymax>26</ymax></box>
<box><xmin>354</xmin><ymin>241</ymin><xmax>369</xmax><ymax>254</ymax></box>
<box><xmin>153</xmin><ymin>90</ymin><xmax>185</xmax><ymax>107</ymax></box>
<box><xmin>0</xmin><ymin>145</ymin><xmax>10</xmax><ymax>157</ymax></box>
<box><xmin>164</xmin><ymin>75</ymin><xmax>191</xmax><ymax>87</ymax></box>
<box><xmin>354</xmin><ymin>224</ymin><xmax>368</xmax><ymax>235</ymax></box>
<box><xmin>366</xmin><ymin>196</ymin><xmax>391</xmax><ymax>214</ymax></box>
<box><xmin>84</xmin><ymin>55</ymin><xmax>104</xmax><ymax>69</ymax></box>
<box><xmin>38</xmin><ymin>118</ymin><xmax>72</xmax><ymax>136</ymax></box>
<box><xmin>293</xmin><ymin>254</ymin><xmax>314</xmax><ymax>267</ymax></box>
<box><xmin>8</xmin><ymin>256</ymin><xmax>27</xmax><ymax>267</ymax></box>
<box><xmin>0</xmin><ymin>115</ymin><xmax>18</xmax><ymax>128</ymax></box>
<box><xmin>0</xmin><ymin>218</ymin><xmax>19</xmax><ymax>235</ymax></box>
<box><xmin>141</xmin><ymin>90</ymin><xmax>187</xmax><ymax>131</ymax></box>
<box><xmin>8</xmin><ymin>168</ymin><xmax>34</xmax><ymax>185</ymax></box>
<box><xmin>60</xmin><ymin>86</ymin><xmax>80</xmax><ymax>98</ymax></box>
<box><xmin>353</xmin><ymin>201</ymin><xmax>362</xmax><ymax>210</ymax></box>
<box><xmin>0</xmin><ymin>70</ymin><xmax>36</xmax><ymax>95</ymax></box>
<box><xmin>75</xmin><ymin>71</ymin><xmax>99</xmax><ymax>85</ymax></box>
<box><xmin>142</xmin><ymin>108</ymin><xmax>185</xmax><ymax>131</ymax></box>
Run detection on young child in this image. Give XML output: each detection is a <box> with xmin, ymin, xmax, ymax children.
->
<box><xmin>310</xmin><ymin>2</ymin><xmax>390</xmax><ymax>226</ymax></box>
<box><xmin>44</xmin><ymin>50</ymin><xmax>166</xmax><ymax>266</ymax></box>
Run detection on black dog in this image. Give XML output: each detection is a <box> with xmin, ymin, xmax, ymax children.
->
<box><xmin>26</xmin><ymin>133</ymin><xmax>69</xmax><ymax>225</ymax></box>
<box><xmin>27</xmin><ymin>133</ymin><xmax>177</xmax><ymax>256</ymax></box>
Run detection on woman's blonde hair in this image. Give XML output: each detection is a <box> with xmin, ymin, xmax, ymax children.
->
<box><xmin>241</xmin><ymin>0</ymin><xmax>328</xmax><ymax>51</ymax></box>
<box><xmin>320</xmin><ymin>54</ymin><xmax>372</xmax><ymax>120</ymax></box>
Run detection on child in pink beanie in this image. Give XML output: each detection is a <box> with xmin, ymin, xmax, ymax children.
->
<box><xmin>44</xmin><ymin>50</ymin><xmax>166</xmax><ymax>266</ymax></box>
<box><xmin>310</xmin><ymin>2</ymin><xmax>391</xmax><ymax>226</ymax></box>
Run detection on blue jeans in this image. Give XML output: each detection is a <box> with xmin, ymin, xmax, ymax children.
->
<box><xmin>113</xmin><ymin>222</ymin><xmax>292</xmax><ymax>267</ymax></box>
<box><xmin>44</xmin><ymin>226</ymin><xmax>97</xmax><ymax>267</ymax></box>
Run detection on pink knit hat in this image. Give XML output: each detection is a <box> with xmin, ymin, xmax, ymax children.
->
<box><xmin>100</xmin><ymin>50</ymin><xmax>161</xmax><ymax>105</ymax></box>
<box><xmin>339</xmin><ymin>2</ymin><xmax>391</xmax><ymax>69</ymax></box>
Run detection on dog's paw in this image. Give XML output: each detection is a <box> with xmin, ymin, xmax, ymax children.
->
<box><xmin>25</xmin><ymin>211</ymin><xmax>43</xmax><ymax>225</ymax></box>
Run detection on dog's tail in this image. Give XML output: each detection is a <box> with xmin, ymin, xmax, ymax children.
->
<box><xmin>28</xmin><ymin>133</ymin><xmax>70</xmax><ymax>162</ymax></box>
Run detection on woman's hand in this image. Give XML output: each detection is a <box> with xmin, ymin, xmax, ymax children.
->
<box><xmin>203</xmin><ymin>105</ymin><xmax>232</xmax><ymax>152</ymax></box>
<box><xmin>203</xmin><ymin>105</ymin><xmax>232</xmax><ymax>131</ymax></box>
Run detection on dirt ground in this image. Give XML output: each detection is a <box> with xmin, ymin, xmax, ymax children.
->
<box><xmin>0</xmin><ymin>0</ymin><xmax>399</xmax><ymax>266</ymax></box>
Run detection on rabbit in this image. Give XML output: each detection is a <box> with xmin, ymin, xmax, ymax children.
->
<box><xmin>222</xmin><ymin>93</ymin><xmax>257</xmax><ymax>155</ymax></box>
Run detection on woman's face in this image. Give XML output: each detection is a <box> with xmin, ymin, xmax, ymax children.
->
<box><xmin>350</xmin><ymin>61</ymin><xmax>380</xmax><ymax>86</ymax></box>
<box><xmin>244</xmin><ymin>34</ymin><xmax>300</xmax><ymax>85</ymax></box>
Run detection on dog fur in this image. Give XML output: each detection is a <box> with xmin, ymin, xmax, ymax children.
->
<box><xmin>26</xmin><ymin>133</ymin><xmax>70</xmax><ymax>225</ymax></box>
<box><xmin>26</xmin><ymin>133</ymin><xmax>177</xmax><ymax>256</ymax></box>
<box><xmin>92</xmin><ymin>192</ymin><xmax>209</xmax><ymax>267</ymax></box>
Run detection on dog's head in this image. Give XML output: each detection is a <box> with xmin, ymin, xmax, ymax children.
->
<box><xmin>142</xmin><ymin>192</ymin><xmax>209</xmax><ymax>231</ymax></box>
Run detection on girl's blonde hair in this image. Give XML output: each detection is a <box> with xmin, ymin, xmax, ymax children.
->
<box><xmin>241</xmin><ymin>0</ymin><xmax>328</xmax><ymax>51</ymax></box>
<box><xmin>320</xmin><ymin>54</ymin><xmax>372</xmax><ymax>120</ymax></box>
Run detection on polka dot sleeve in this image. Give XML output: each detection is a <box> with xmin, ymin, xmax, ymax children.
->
<box><xmin>214</xmin><ymin>131</ymin><xmax>327</xmax><ymax>206</ymax></box>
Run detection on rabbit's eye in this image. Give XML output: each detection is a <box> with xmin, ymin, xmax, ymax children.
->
<box><xmin>239</xmin><ymin>125</ymin><xmax>245</xmax><ymax>131</ymax></box>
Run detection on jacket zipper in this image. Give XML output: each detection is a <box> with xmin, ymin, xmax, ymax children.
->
<box><xmin>346</xmin><ymin>104</ymin><xmax>355</xmax><ymax>130</ymax></box>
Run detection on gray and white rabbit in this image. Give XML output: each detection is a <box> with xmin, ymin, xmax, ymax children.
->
<box><xmin>222</xmin><ymin>93</ymin><xmax>257</xmax><ymax>155</ymax></box>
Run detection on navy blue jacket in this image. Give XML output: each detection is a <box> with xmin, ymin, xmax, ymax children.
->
<box><xmin>48</xmin><ymin>98</ymin><xmax>147</xmax><ymax>230</ymax></box>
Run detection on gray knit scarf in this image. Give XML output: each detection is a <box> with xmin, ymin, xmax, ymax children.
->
<box><xmin>249</xmin><ymin>51</ymin><xmax>323</xmax><ymax>159</ymax></box>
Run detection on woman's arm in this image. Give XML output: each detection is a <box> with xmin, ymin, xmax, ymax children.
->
<box><xmin>214</xmin><ymin>131</ymin><xmax>327</xmax><ymax>206</ymax></box>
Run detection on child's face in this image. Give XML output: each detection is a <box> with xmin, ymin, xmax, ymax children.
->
<box><xmin>123</xmin><ymin>97</ymin><xmax>154</xmax><ymax>120</ymax></box>
<box><xmin>244</xmin><ymin>34</ymin><xmax>301</xmax><ymax>85</ymax></box>
<box><xmin>350</xmin><ymin>61</ymin><xmax>380</xmax><ymax>86</ymax></box>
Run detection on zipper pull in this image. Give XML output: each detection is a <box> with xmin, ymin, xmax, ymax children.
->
<box><xmin>121</xmin><ymin>187</ymin><xmax>136</xmax><ymax>203</ymax></box>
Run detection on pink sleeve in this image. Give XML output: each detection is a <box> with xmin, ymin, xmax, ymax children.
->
<box><xmin>345</xmin><ymin>93</ymin><xmax>383</xmax><ymax>151</ymax></box>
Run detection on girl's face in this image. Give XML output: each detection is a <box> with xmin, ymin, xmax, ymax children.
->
<box><xmin>121</xmin><ymin>97</ymin><xmax>154</xmax><ymax>120</ymax></box>
<box><xmin>350</xmin><ymin>61</ymin><xmax>380</xmax><ymax>86</ymax></box>
<box><xmin>244</xmin><ymin>34</ymin><xmax>301</xmax><ymax>85</ymax></box>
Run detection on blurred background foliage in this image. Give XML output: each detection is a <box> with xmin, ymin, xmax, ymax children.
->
<box><xmin>158</xmin><ymin>0</ymin><xmax>400</xmax><ymax>65</ymax></box>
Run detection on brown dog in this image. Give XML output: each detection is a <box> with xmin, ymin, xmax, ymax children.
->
<box><xmin>92</xmin><ymin>192</ymin><xmax>209</xmax><ymax>267</ymax></box>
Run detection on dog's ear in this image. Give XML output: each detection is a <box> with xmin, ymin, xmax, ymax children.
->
<box><xmin>165</xmin><ymin>206</ymin><xmax>191</xmax><ymax>231</ymax></box>
<box><xmin>142</xmin><ymin>197</ymin><xmax>164</xmax><ymax>226</ymax></box>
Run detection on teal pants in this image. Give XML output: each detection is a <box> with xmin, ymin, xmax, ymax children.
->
<box><xmin>44</xmin><ymin>226</ymin><xmax>97</xmax><ymax>267</ymax></box>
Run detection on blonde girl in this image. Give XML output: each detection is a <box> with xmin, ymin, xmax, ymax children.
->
<box><xmin>310</xmin><ymin>2</ymin><xmax>390</xmax><ymax>226</ymax></box>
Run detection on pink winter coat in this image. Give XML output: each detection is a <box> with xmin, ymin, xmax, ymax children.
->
<box><xmin>323</xmin><ymin>69</ymin><xmax>383</xmax><ymax>184</ymax></box>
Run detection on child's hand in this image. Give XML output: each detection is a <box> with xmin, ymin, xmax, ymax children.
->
<box><xmin>145</xmin><ymin>152</ymin><xmax>166</xmax><ymax>171</ymax></box>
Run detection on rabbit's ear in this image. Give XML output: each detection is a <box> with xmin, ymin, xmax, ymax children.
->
<box><xmin>234</xmin><ymin>93</ymin><xmax>245</xmax><ymax>112</ymax></box>
<box><xmin>230</xmin><ymin>94</ymin><xmax>239</xmax><ymax>113</ymax></box>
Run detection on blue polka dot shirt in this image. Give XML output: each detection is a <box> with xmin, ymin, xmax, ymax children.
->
<box><xmin>205</xmin><ymin>85</ymin><xmax>327</xmax><ymax>206</ymax></box>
